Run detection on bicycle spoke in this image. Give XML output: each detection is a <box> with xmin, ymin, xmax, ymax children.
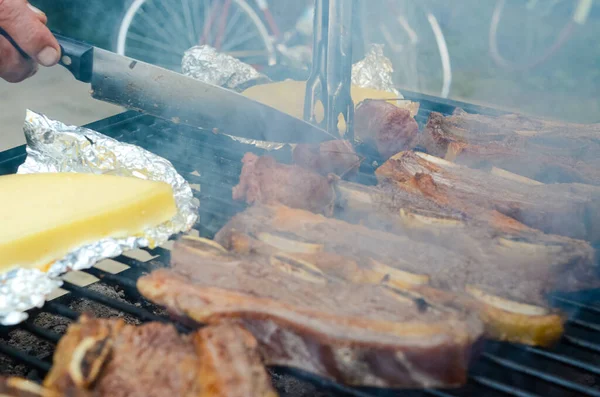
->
<box><xmin>223</xmin><ymin>5</ymin><xmax>243</xmax><ymax>39</ymax></box>
<box><xmin>126</xmin><ymin>46</ymin><xmax>183</xmax><ymax>66</ymax></box>
<box><xmin>120</xmin><ymin>0</ymin><xmax>275</xmax><ymax>70</ymax></box>
<box><xmin>202</xmin><ymin>0</ymin><xmax>213</xmax><ymax>45</ymax></box>
<box><xmin>143</xmin><ymin>0</ymin><xmax>187</xmax><ymax>43</ymax></box>
<box><xmin>223</xmin><ymin>49</ymin><xmax>270</xmax><ymax>58</ymax></box>
<box><xmin>181</xmin><ymin>0</ymin><xmax>197</xmax><ymax>45</ymax></box>
<box><xmin>127</xmin><ymin>32</ymin><xmax>185</xmax><ymax>56</ymax></box>
<box><xmin>135</xmin><ymin>8</ymin><xmax>181</xmax><ymax>45</ymax></box>
<box><xmin>221</xmin><ymin>29</ymin><xmax>259</xmax><ymax>52</ymax></box>
<box><xmin>221</xmin><ymin>11</ymin><xmax>258</xmax><ymax>52</ymax></box>
<box><xmin>160</xmin><ymin>0</ymin><xmax>194</xmax><ymax>48</ymax></box>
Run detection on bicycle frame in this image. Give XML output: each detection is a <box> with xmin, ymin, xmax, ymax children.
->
<box><xmin>202</xmin><ymin>0</ymin><xmax>282</xmax><ymax>51</ymax></box>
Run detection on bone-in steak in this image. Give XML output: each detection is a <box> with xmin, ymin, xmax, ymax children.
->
<box><xmin>137</xmin><ymin>236</ymin><xmax>483</xmax><ymax>389</ymax></box>
<box><xmin>214</xmin><ymin>204</ymin><xmax>596</xmax><ymax>346</ymax></box>
<box><xmin>292</xmin><ymin>140</ymin><xmax>360</xmax><ymax>177</ymax></box>
<box><xmin>0</xmin><ymin>377</ymin><xmax>80</xmax><ymax>397</ymax></box>
<box><xmin>233</xmin><ymin>152</ymin><xmax>336</xmax><ymax>216</ymax></box>
<box><xmin>376</xmin><ymin>151</ymin><xmax>600</xmax><ymax>243</ymax></box>
<box><xmin>43</xmin><ymin>316</ymin><xmax>277</xmax><ymax>397</ymax></box>
<box><xmin>421</xmin><ymin>109</ymin><xmax>600</xmax><ymax>185</ymax></box>
<box><xmin>232</xmin><ymin>153</ymin><xmax>594</xmax><ymax>277</ymax></box>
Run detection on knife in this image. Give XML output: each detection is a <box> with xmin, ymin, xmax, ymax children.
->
<box><xmin>0</xmin><ymin>29</ymin><xmax>333</xmax><ymax>144</ymax></box>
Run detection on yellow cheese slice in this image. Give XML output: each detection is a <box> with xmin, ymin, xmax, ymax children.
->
<box><xmin>242</xmin><ymin>80</ymin><xmax>398</xmax><ymax>120</ymax></box>
<box><xmin>0</xmin><ymin>173</ymin><xmax>178</xmax><ymax>274</ymax></box>
<box><xmin>242</xmin><ymin>80</ymin><xmax>418</xmax><ymax>134</ymax></box>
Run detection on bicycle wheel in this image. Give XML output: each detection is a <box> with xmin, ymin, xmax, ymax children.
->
<box><xmin>115</xmin><ymin>0</ymin><xmax>276</xmax><ymax>71</ymax></box>
<box><xmin>360</xmin><ymin>0</ymin><xmax>452</xmax><ymax>98</ymax></box>
<box><xmin>489</xmin><ymin>0</ymin><xmax>587</xmax><ymax>71</ymax></box>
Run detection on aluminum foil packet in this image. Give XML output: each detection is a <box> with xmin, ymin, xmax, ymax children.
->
<box><xmin>352</xmin><ymin>44</ymin><xmax>420</xmax><ymax>116</ymax></box>
<box><xmin>181</xmin><ymin>45</ymin><xmax>284</xmax><ymax>151</ymax></box>
<box><xmin>351</xmin><ymin>44</ymin><xmax>401</xmax><ymax>97</ymax></box>
<box><xmin>181</xmin><ymin>43</ymin><xmax>416</xmax><ymax>149</ymax></box>
<box><xmin>0</xmin><ymin>110</ymin><xmax>199</xmax><ymax>326</ymax></box>
<box><xmin>182</xmin><ymin>45</ymin><xmax>271</xmax><ymax>92</ymax></box>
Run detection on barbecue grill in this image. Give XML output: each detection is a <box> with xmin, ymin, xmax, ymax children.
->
<box><xmin>1</xmin><ymin>93</ymin><xmax>599</xmax><ymax>397</ymax></box>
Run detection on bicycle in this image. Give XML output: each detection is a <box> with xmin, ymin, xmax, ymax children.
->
<box><xmin>113</xmin><ymin>0</ymin><xmax>452</xmax><ymax>98</ymax></box>
<box><xmin>114</xmin><ymin>0</ymin><xmax>314</xmax><ymax>72</ymax></box>
<box><xmin>488</xmin><ymin>0</ymin><xmax>593</xmax><ymax>71</ymax></box>
<box><xmin>358</xmin><ymin>0</ymin><xmax>452</xmax><ymax>98</ymax></box>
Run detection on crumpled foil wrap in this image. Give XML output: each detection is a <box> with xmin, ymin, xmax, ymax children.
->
<box><xmin>181</xmin><ymin>45</ymin><xmax>284</xmax><ymax>151</ymax></box>
<box><xmin>351</xmin><ymin>44</ymin><xmax>401</xmax><ymax>97</ymax></box>
<box><xmin>0</xmin><ymin>110</ymin><xmax>199</xmax><ymax>326</ymax></box>
<box><xmin>352</xmin><ymin>44</ymin><xmax>420</xmax><ymax>116</ymax></box>
<box><xmin>182</xmin><ymin>45</ymin><xmax>270</xmax><ymax>92</ymax></box>
<box><xmin>181</xmin><ymin>43</ymin><xmax>410</xmax><ymax>150</ymax></box>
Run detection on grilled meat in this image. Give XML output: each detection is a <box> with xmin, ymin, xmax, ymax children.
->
<box><xmin>214</xmin><ymin>204</ymin><xmax>594</xmax><ymax>346</ymax></box>
<box><xmin>231</xmin><ymin>153</ymin><xmax>595</xmax><ymax>302</ymax></box>
<box><xmin>292</xmin><ymin>140</ymin><xmax>360</xmax><ymax>177</ymax></box>
<box><xmin>355</xmin><ymin>100</ymin><xmax>419</xmax><ymax>160</ymax></box>
<box><xmin>233</xmin><ymin>153</ymin><xmax>336</xmax><ymax>216</ymax></box>
<box><xmin>336</xmin><ymin>181</ymin><xmax>594</xmax><ymax>272</ymax></box>
<box><xmin>422</xmin><ymin>109</ymin><xmax>600</xmax><ymax>185</ymax></box>
<box><xmin>195</xmin><ymin>324</ymin><xmax>278</xmax><ymax>397</ymax></box>
<box><xmin>138</xmin><ymin>236</ymin><xmax>483</xmax><ymax>389</ymax></box>
<box><xmin>43</xmin><ymin>316</ymin><xmax>276</xmax><ymax>397</ymax></box>
<box><xmin>376</xmin><ymin>151</ymin><xmax>600</xmax><ymax>243</ymax></box>
<box><xmin>0</xmin><ymin>377</ymin><xmax>74</xmax><ymax>397</ymax></box>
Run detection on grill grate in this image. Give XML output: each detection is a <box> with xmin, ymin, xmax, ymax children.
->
<box><xmin>1</xmin><ymin>92</ymin><xmax>599</xmax><ymax>396</ymax></box>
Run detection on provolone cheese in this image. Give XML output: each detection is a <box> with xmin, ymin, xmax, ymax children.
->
<box><xmin>242</xmin><ymin>80</ymin><xmax>419</xmax><ymax>125</ymax></box>
<box><xmin>0</xmin><ymin>173</ymin><xmax>177</xmax><ymax>273</ymax></box>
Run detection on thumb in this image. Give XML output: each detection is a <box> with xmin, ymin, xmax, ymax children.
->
<box><xmin>0</xmin><ymin>0</ymin><xmax>60</xmax><ymax>66</ymax></box>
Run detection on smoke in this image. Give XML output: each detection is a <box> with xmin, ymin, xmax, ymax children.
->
<box><xmin>358</xmin><ymin>0</ymin><xmax>599</xmax><ymax>123</ymax></box>
<box><xmin>32</xmin><ymin>0</ymin><xmax>125</xmax><ymax>50</ymax></box>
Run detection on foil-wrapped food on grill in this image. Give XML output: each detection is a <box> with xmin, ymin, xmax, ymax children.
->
<box><xmin>0</xmin><ymin>111</ymin><xmax>199</xmax><ymax>326</ymax></box>
<box><xmin>182</xmin><ymin>44</ymin><xmax>420</xmax><ymax>160</ymax></box>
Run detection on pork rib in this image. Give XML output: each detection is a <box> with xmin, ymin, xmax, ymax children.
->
<box><xmin>214</xmin><ymin>204</ymin><xmax>591</xmax><ymax>346</ymax></box>
<box><xmin>292</xmin><ymin>140</ymin><xmax>360</xmax><ymax>177</ymax></box>
<box><xmin>195</xmin><ymin>324</ymin><xmax>279</xmax><ymax>397</ymax></box>
<box><xmin>233</xmin><ymin>152</ymin><xmax>336</xmax><ymax>216</ymax></box>
<box><xmin>355</xmin><ymin>100</ymin><xmax>419</xmax><ymax>160</ymax></box>
<box><xmin>376</xmin><ymin>151</ymin><xmax>600</xmax><ymax>243</ymax></box>
<box><xmin>422</xmin><ymin>109</ymin><xmax>600</xmax><ymax>185</ymax></box>
<box><xmin>138</xmin><ymin>236</ymin><xmax>483</xmax><ymax>389</ymax></box>
<box><xmin>43</xmin><ymin>316</ymin><xmax>277</xmax><ymax>397</ymax></box>
<box><xmin>232</xmin><ymin>153</ymin><xmax>596</xmax><ymax>304</ymax></box>
<box><xmin>0</xmin><ymin>377</ymin><xmax>73</xmax><ymax>397</ymax></box>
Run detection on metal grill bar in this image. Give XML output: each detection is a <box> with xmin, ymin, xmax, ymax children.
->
<box><xmin>20</xmin><ymin>322</ymin><xmax>61</xmax><ymax>344</ymax></box>
<box><xmin>1</xmin><ymin>95</ymin><xmax>599</xmax><ymax>396</ymax></box>
<box><xmin>554</xmin><ymin>297</ymin><xmax>600</xmax><ymax>314</ymax></box>
<box><xmin>470</xmin><ymin>376</ymin><xmax>541</xmax><ymax>397</ymax></box>
<box><xmin>422</xmin><ymin>389</ymin><xmax>457</xmax><ymax>397</ymax></box>
<box><xmin>482</xmin><ymin>353</ymin><xmax>600</xmax><ymax>397</ymax></box>
<box><xmin>572</xmin><ymin>319</ymin><xmax>600</xmax><ymax>333</ymax></box>
<box><xmin>43</xmin><ymin>302</ymin><xmax>80</xmax><ymax>320</ymax></box>
<box><xmin>59</xmin><ymin>282</ymin><xmax>166</xmax><ymax>323</ymax></box>
<box><xmin>81</xmin><ymin>268</ymin><xmax>138</xmax><ymax>289</ymax></box>
<box><xmin>564</xmin><ymin>336</ymin><xmax>600</xmax><ymax>354</ymax></box>
<box><xmin>0</xmin><ymin>343</ymin><xmax>51</xmax><ymax>373</ymax></box>
<box><xmin>518</xmin><ymin>345</ymin><xmax>600</xmax><ymax>376</ymax></box>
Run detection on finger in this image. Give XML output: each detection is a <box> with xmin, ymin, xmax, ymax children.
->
<box><xmin>0</xmin><ymin>35</ymin><xmax>36</xmax><ymax>82</ymax></box>
<box><xmin>27</xmin><ymin>3</ymin><xmax>47</xmax><ymax>25</ymax></box>
<box><xmin>0</xmin><ymin>0</ymin><xmax>60</xmax><ymax>66</ymax></box>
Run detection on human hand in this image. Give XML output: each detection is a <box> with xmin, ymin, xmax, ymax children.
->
<box><xmin>0</xmin><ymin>0</ymin><xmax>60</xmax><ymax>82</ymax></box>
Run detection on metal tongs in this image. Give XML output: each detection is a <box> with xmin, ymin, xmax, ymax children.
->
<box><xmin>304</xmin><ymin>0</ymin><xmax>355</xmax><ymax>140</ymax></box>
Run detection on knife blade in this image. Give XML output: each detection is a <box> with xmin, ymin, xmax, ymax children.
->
<box><xmin>86</xmin><ymin>48</ymin><xmax>335</xmax><ymax>144</ymax></box>
<box><xmin>0</xmin><ymin>29</ymin><xmax>333</xmax><ymax>144</ymax></box>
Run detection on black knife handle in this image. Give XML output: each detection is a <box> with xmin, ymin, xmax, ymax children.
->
<box><xmin>0</xmin><ymin>28</ymin><xmax>93</xmax><ymax>83</ymax></box>
<box><xmin>53</xmin><ymin>32</ymin><xmax>93</xmax><ymax>83</ymax></box>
